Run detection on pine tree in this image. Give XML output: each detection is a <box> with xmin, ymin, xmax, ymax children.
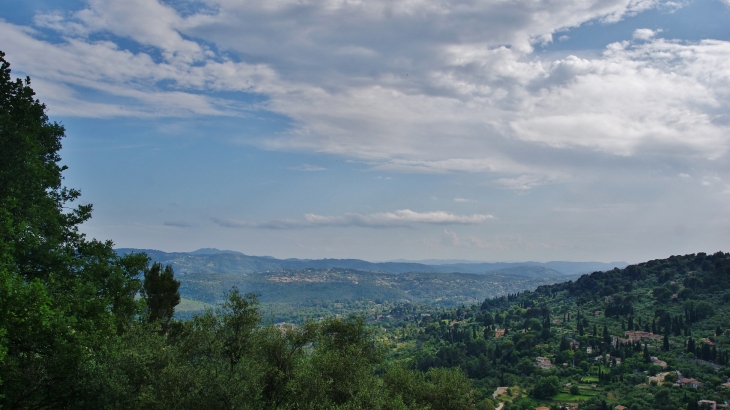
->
<box><xmin>142</xmin><ymin>262</ymin><xmax>181</xmax><ymax>331</ymax></box>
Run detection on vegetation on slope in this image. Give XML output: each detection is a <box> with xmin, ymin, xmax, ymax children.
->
<box><xmin>176</xmin><ymin>268</ymin><xmax>578</xmax><ymax>321</ymax></box>
<box><xmin>383</xmin><ymin>252</ymin><xmax>730</xmax><ymax>410</ymax></box>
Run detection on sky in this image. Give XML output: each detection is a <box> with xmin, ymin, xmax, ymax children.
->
<box><xmin>2</xmin><ymin>0</ymin><xmax>730</xmax><ymax>263</ymax></box>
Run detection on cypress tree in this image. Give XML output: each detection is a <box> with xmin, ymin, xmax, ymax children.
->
<box><xmin>142</xmin><ymin>262</ymin><xmax>181</xmax><ymax>332</ymax></box>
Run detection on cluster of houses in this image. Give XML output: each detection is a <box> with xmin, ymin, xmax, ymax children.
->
<box><xmin>612</xmin><ymin>330</ymin><xmax>663</xmax><ymax>347</ymax></box>
<box><xmin>593</xmin><ymin>353</ymin><xmax>622</xmax><ymax>366</ymax></box>
<box><xmin>535</xmin><ymin>356</ymin><xmax>553</xmax><ymax>369</ymax></box>
<box><xmin>513</xmin><ymin>320</ymin><xmax>726</xmax><ymax>410</ymax></box>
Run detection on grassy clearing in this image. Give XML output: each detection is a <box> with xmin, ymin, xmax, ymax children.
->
<box><xmin>176</xmin><ymin>297</ymin><xmax>213</xmax><ymax>312</ymax></box>
<box><xmin>553</xmin><ymin>393</ymin><xmax>593</xmax><ymax>401</ymax></box>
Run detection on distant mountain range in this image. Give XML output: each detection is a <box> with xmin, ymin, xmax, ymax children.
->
<box><xmin>115</xmin><ymin>248</ymin><xmax>627</xmax><ymax>277</ymax></box>
<box><xmin>116</xmin><ymin>248</ymin><xmax>626</xmax><ymax>319</ymax></box>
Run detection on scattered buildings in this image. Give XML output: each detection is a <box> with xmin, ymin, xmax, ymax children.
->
<box><xmin>679</xmin><ymin>378</ymin><xmax>704</xmax><ymax>389</ymax></box>
<box><xmin>535</xmin><ymin>356</ymin><xmax>553</xmax><ymax>369</ymax></box>
<box><xmin>698</xmin><ymin>400</ymin><xmax>717</xmax><ymax>409</ymax></box>
<box><xmin>624</xmin><ymin>331</ymin><xmax>662</xmax><ymax>342</ymax></box>
<box><xmin>650</xmin><ymin>356</ymin><xmax>668</xmax><ymax>368</ymax></box>
<box><xmin>612</xmin><ymin>336</ymin><xmax>632</xmax><ymax>346</ymax></box>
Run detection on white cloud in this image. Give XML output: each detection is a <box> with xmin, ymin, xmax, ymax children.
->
<box><xmin>453</xmin><ymin>198</ymin><xmax>476</xmax><ymax>203</ymax></box>
<box><xmin>494</xmin><ymin>174</ymin><xmax>555</xmax><ymax>190</ymax></box>
<box><xmin>212</xmin><ymin>210</ymin><xmax>493</xmax><ymax>229</ymax></box>
<box><xmin>2</xmin><ymin>0</ymin><xmax>729</xmax><ymax>187</ymax></box>
<box><xmin>510</xmin><ymin>40</ymin><xmax>730</xmax><ymax>158</ymax></box>
<box><xmin>0</xmin><ymin>20</ymin><xmax>277</xmax><ymax>117</ymax></box>
<box><xmin>633</xmin><ymin>28</ymin><xmax>661</xmax><ymax>40</ymax></box>
<box><xmin>72</xmin><ymin>0</ymin><xmax>204</xmax><ymax>62</ymax></box>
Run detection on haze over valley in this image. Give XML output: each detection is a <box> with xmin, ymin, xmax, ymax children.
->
<box><xmin>119</xmin><ymin>247</ymin><xmax>627</xmax><ymax>320</ymax></box>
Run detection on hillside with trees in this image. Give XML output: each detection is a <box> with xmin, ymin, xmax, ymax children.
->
<box><xmin>383</xmin><ymin>251</ymin><xmax>730</xmax><ymax>409</ymax></box>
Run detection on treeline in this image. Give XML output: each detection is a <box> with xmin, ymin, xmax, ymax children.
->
<box><xmin>532</xmin><ymin>251</ymin><xmax>730</xmax><ymax>301</ymax></box>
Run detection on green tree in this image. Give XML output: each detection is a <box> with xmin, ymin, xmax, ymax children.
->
<box><xmin>532</xmin><ymin>375</ymin><xmax>560</xmax><ymax>400</ymax></box>
<box><xmin>383</xmin><ymin>366</ymin><xmax>474</xmax><ymax>410</ymax></box>
<box><xmin>0</xmin><ymin>52</ymin><xmax>90</xmax><ymax>279</ymax></box>
<box><xmin>142</xmin><ymin>262</ymin><xmax>181</xmax><ymax>331</ymax></box>
<box><xmin>0</xmin><ymin>50</ymin><xmax>148</xmax><ymax>407</ymax></box>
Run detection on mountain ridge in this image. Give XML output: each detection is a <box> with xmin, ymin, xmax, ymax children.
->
<box><xmin>115</xmin><ymin>247</ymin><xmax>627</xmax><ymax>276</ymax></box>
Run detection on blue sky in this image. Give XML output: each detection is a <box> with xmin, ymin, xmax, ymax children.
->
<box><xmin>2</xmin><ymin>0</ymin><xmax>730</xmax><ymax>263</ymax></box>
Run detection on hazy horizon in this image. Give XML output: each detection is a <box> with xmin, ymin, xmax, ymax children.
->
<box><xmin>117</xmin><ymin>246</ymin><xmax>631</xmax><ymax>265</ymax></box>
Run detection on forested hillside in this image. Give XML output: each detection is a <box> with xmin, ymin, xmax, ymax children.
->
<box><xmin>174</xmin><ymin>267</ymin><xmax>579</xmax><ymax>321</ymax></box>
<box><xmin>384</xmin><ymin>251</ymin><xmax>730</xmax><ymax>410</ymax></box>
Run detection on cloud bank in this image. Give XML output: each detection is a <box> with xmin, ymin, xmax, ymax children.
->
<box><xmin>212</xmin><ymin>210</ymin><xmax>493</xmax><ymax>229</ymax></box>
<box><xmin>1</xmin><ymin>0</ymin><xmax>728</xmax><ymax>185</ymax></box>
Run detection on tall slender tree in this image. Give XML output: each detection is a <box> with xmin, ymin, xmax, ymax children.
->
<box><xmin>142</xmin><ymin>262</ymin><xmax>181</xmax><ymax>330</ymax></box>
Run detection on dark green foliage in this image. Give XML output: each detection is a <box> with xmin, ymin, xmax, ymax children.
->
<box><xmin>142</xmin><ymin>262</ymin><xmax>180</xmax><ymax>330</ymax></box>
<box><xmin>0</xmin><ymin>51</ymin><xmax>89</xmax><ymax>280</ymax></box>
<box><xmin>532</xmin><ymin>375</ymin><xmax>560</xmax><ymax>399</ymax></box>
<box><xmin>0</xmin><ymin>50</ymin><xmax>150</xmax><ymax>408</ymax></box>
<box><xmin>383</xmin><ymin>366</ymin><xmax>474</xmax><ymax>410</ymax></box>
<box><xmin>79</xmin><ymin>296</ymin><xmax>477</xmax><ymax>409</ymax></box>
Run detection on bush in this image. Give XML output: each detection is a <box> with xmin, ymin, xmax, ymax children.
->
<box><xmin>532</xmin><ymin>375</ymin><xmax>560</xmax><ymax>400</ymax></box>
